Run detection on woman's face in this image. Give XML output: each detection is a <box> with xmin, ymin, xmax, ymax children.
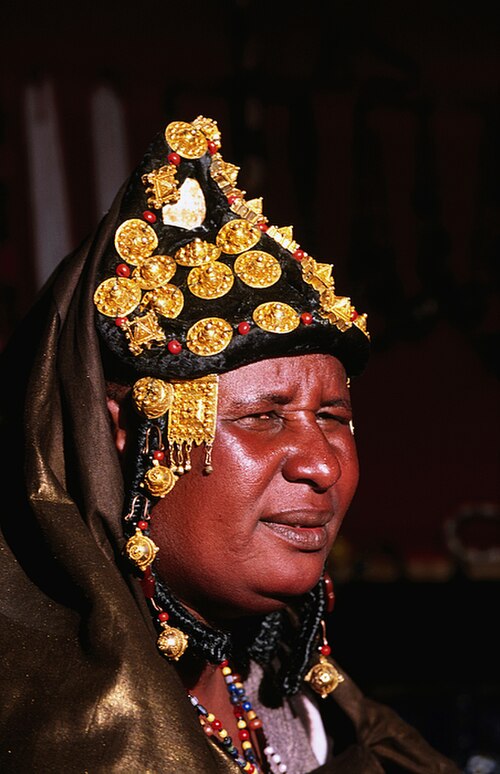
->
<box><xmin>149</xmin><ymin>353</ymin><xmax>359</xmax><ymax>621</ymax></box>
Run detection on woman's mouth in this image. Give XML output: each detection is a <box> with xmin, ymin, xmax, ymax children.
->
<box><xmin>259</xmin><ymin>510</ymin><xmax>332</xmax><ymax>551</ymax></box>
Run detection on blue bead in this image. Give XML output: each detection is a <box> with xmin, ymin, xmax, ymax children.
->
<box><xmin>229</xmin><ymin>684</ymin><xmax>238</xmax><ymax>693</ymax></box>
<box><xmin>197</xmin><ymin>704</ymin><xmax>207</xmax><ymax>716</ymax></box>
<box><xmin>230</xmin><ymin>695</ymin><xmax>240</xmax><ymax>704</ymax></box>
<box><xmin>242</xmin><ymin>701</ymin><xmax>252</xmax><ymax>711</ymax></box>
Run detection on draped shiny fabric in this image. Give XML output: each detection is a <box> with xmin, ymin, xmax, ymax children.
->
<box><xmin>0</xmin><ymin>181</ymin><xmax>459</xmax><ymax>773</ymax></box>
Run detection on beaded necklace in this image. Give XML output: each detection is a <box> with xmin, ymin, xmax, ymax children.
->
<box><xmin>188</xmin><ymin>660</ymin><xmax>288</xmax><ymax>774</ymax></box>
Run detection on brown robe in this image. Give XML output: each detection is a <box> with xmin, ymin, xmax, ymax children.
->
<box><xmin>0</xmin><ymin>186</ymin><xmax>459</xmax><ymax>773</ymax></box>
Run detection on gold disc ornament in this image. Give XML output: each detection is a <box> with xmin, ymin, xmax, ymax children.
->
<box><xmin>252</xmin><ymin>302</ymin><xmax>300</xmax><ymax>334</ymax></box>
<box><xmin>174</xmin><ymin>238</ymin><xmax>221</xmax><ymax>267</ymax></box>
<box><xmin>132</xmin><ymin>377</ymin><xmax>174</xmax><ymax>419</ymax></box>
<box><xmin>114</xmin><ymin>219</ymin><xmax>158</xmax><ymax>264</ymax></box>
<box><xmin>165</xmin><ymin>121</ymin><xmax>208</xmax><ymax>159</ymax></box>
<box><xmin>125</xmin><ymin>529</ymin><xmax>159</xmax><ymax>571</ymax></box>
<box><xmin>215</xmin><ymin>219</ymin><xmax>261</xmax><ymax>254</ymax></box>
<box><xmin>186</xmin><ymin>317</ymin><xmax>233</xmax><ymax>356</ymax></box>
<box><xmin>93</xmin><ymin>277</ymin><xmax>142</xmax><ymax>317</ymax></box>
<box><xmin>304</xmin><ymin>656</ymin><xmax>345</xmax><ymax>699</ymax></box>
<box><xmin>142</xmin><ymin>284</ymin><xmax>184</xmax><ymax>319</ymax></box>
<box><xmin>187</xmin><ymin>262</ymin><xmax>234</xmax><ymax>299</ymax></box>
<box><xmin>132</xmin><ymin>254</ymin><xmax>177</xmax><ymax>289</ymax></box>
<box><xmin>234</xmin><ymin>250</ymin><xmax>282</xmax><ymax>288</ymax></box>
<box><xmin>157</xmin><ymin>624</ymin><xmax>189</xmax><ymax>661</ymax></box>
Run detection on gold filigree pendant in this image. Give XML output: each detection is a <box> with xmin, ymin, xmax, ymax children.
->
<box><xmin>125</xmin><ymin>528</ymin><xmax>159</xmax><ymax>571</ymax></box>
<box><xmin>157</xmin><ymin>623</ymin><xmax>189</xmax><ymax>661</ymax></box>
<box><xmin>304</xmin><ymin>656</ymin><xmax>344</xmax><ymax>699</ymax></box>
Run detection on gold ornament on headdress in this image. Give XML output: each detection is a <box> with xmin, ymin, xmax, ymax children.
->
<box><xmin>120</xmin><ymin>310</ymin><xmax>166</xmax><ymax>355</ymax></box>
<box><xmin>253</xmin><ymin>302</ymin><xmax>300</xmax><ymax>334</ymax></box>
<box><xmin>142</xmin><ymin>164</ymin><xmax>180</xmax><ymax>210</ymax></box>
<box><xmin>215</xmin><ymin>219</ymin><xmax>261</xmax><ymax>254</ymax></box>
<box><xmin>132</xmin><ymin>254</ymin><xmax>177</xmax><ymax>289</ymax></box>
<box><xmin>165</xmin><ymin>121</ymin><xmax>208</xmax><ymax>159</ymax></box>
<box><xmin>94</xmin><ymin>277</ymin><xmax>142</xmax><ymax>318</ymax></box>
<box><xmin>132</xmin><ymin>377</ymin><xmax>174</xmax><ymax>419</ymax></box>
<box><xmin>175</xmin><ymin>238</ymin><xmax>221</xmax><ymax>267</ymax></box>
<box><xmin>142</xmin><ymin>285</ymin><xmax>184</xmax><ymax>319</ymax></box>
<box><xmin>186</xmin><ymin>318</ymin><xmax>233</xmax><ymax>356</ymax></box>
<box><xmin>114</xmin><ymin>219</ymin><xmax>158</xmax><ymax>264</ymax></box>
<box><xmin>234</xmin><ymin>250</ymin><xmax>281</xmax><ymax>288</ymax></box>
<box><xmin>187</xmin><ymin>262</ymin><xmax>234</xmax><ymax>300</ymax></box>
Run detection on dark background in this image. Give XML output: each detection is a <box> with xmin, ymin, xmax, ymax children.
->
<box><xmin>1</xmin><ymin>1</ymin><xmax>499</xmax><ymax>768</ymax></box>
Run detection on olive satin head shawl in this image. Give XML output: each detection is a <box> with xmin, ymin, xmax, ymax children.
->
<box><xmin>0</xmin><ymin>185</ymin><xmax>234</xmax><ymax>773</ymax></box>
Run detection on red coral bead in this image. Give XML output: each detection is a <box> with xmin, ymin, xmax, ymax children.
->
<box><xmin>137</xmin><ymin>520</ymin><xmax>149</xmax><ymax>531</ymax></box>
<box><xmin>301</xmin><ymin>312</ymin><xmax>313</xmax><ymax>325</ymax></box>
<box><xmin>143</xmin><ymin>210</ymin><xmax>157</xmax><ymax>223</ymax></box>
<box><xmin>350</xmin><ymin>310</ymin><xmax>359</xmax><ymax>321</ymax></box>
<box><xmin>153</xmin><ymin>450</ymin><xmax>165</xmax><ymax>461</ymax></box>
<box><xmin>141</xmin><ymin>573</ymin><xmax>156</xmax><ymax>599</ymax></box>
<box><xmin>116</xmin><ymin>263</ymin><xmax>131</xmax><ymax>277</ymax></box>
<box><xmin>320</xmin><ymin>644</ymin><xmax>331</xmax><ymax>656</ymax></box>
<box><xmin>293</xmin><ymin>249</ymin><xmax>305</xmax><ymax>261</ymax></box>
<box><xmin>213</xmin><ymin>719</ymin><xmax>222</xmax><ymax>730</ymax></box>
<box><xmin>258</xmin><ymin>222</ymin><xmax>268</xmax><ymax>232</ymax></box>
<box><xmin>248</xmin><ymin>718</ymin><xmax>262</xmax><ymax>730</ymax></box>
<box><xmin>167</xmin><ymin>152</ymin><xmax>181</xmax><ymax>166</ymax></box>
<box><xmin>207</xmin><ymin>141</ymin><xmax>219</xmax><ymax>155</ymax></box>
<box><xmin>238</xmin><ymin>729</ymin><xmax>250</xmax><ymax>740</ymax></box>
<box><xmin>115</xmin><ymin>317</ymin><xmax>127</xmax><ymax>327</ymax></box>
<box><xmin>220</xmin><ymin>659</ymin><xmax>229</xmax><ymax>668</ymax></box>
<box><xmin>237</xmin><ymin>321</ymin><xmax>251</xmax><ymax>335</ymax></box>
<box><xmin>158</xmin><ymin>611</ymin><xmax>169</xmax><ymax>622</ymax></box>
<box><xmin>167</xmin><ymin>339</ymin><xmax>182</xmax><ymax>355</ymax></box>
<box><xmin>227</xmin><ymin>194</ymin><xmax>239</xmax><ymax>205</ymax></box>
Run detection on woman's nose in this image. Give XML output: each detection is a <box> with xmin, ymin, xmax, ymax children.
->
<box><xmin>281</xmin><ymin>419</ymin><xmax>342</xmax><ymax>492</ymax></box>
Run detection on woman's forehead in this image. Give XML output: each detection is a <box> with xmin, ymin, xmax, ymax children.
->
<box><xmin>218</xmin><ymin>353</ymin><xmax>348</xmax><ymax>403</ymax></box>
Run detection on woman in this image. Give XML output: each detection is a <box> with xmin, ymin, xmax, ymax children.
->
<box><xmin>0</xmin><ymin>115</ymin><xmax>459</xmax><ymax>772</ymax></box>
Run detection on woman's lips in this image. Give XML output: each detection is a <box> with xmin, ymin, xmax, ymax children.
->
<box><xmin>259</xmin><ymin>510</ymin><xmax>332</xmax><ymax>551</ymax></box>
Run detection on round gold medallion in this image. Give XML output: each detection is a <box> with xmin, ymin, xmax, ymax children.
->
<box><xmin>186</xmin><ymin>317</ymin><xmax>233</xmax><ymax>356</ymax></box>
<box><xmin>252</xmin><ymin>302</ymin><xmax>300</xmax><ymax>334</ymax></box>
<box><xmin>93</xmin><ymin>277</ymin><xmax>142</xmax><ymax>317</ymax></box>
<box><xmin>216</xmin><ymin>219</ymin><xmax>261</xmax><ymax>254</ymax></box>
<box><xmin>114</xmin><ymin>219</ymin><xmax>158</xmax><ymax>264</ymax></box>
<box><xmin>174</xmin><ymin>238</ymin><xmax>221</xmax><ymax>267</ymax></box>
<box><xmin>234</xmin><ymin>250</ymin><xmax>282</xmax><ymax>288</ymax></box>
<box><xmin>142</xmin><ymin>284</ymin><xmax>184</xmax><ymax>319</ymax></box>
<box><xmin>132</xmin><ymin>377</ymin><xmax>174</xmax><ymax>419</ymax></box>
<box><xmin>132</xmin><ymin>254</ymin><xmax>177</xmax><ymax>289</ymax></box>
<box><xmin>124</xmin><ymin>529</ymin><xmax>159</xmax><ymax>570</ymax></box>
<box><xmin>157</xmin><ymin>625</ymin><xmax>189</xmax><ymax>661</ymax></box>
<box><xmin>165</xmin><ymin>121</ymin><xmax>208</xmax><ymax>159</ymax></box>
<box><xmin>187</xmin><ymin>262</ymin><xmax>234</xmax><ymax>300</ymax></box>
<box><xmin>144</xmin><ymin>464</ymin><xmax>178</xmax><ymax>497</ymax></box>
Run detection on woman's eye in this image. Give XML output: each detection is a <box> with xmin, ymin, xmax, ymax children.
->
<box><xmin>317</xmin><ymin>411</ymin><xmax>350</xmax><ymax>425</ymax></box>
